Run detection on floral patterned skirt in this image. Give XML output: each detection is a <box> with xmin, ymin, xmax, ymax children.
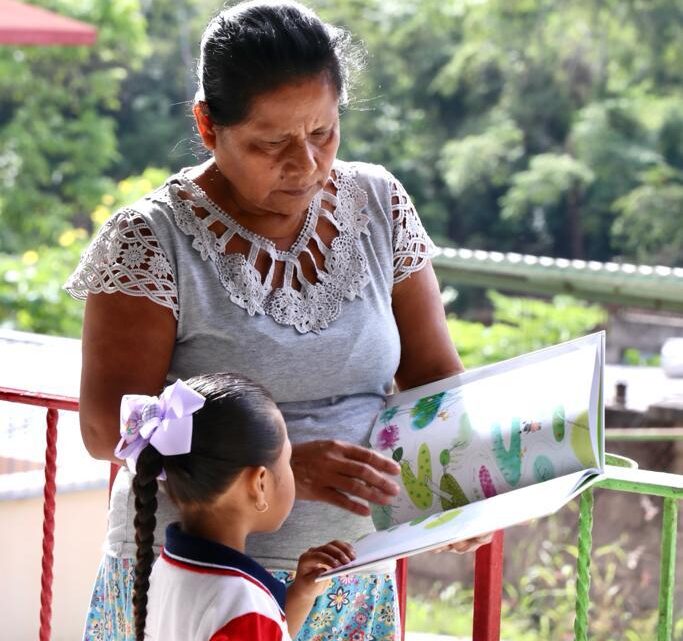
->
<box><xmin>272</xmin><ymin>569</ymin><xmax>400</xmax><ymax>641</ymax></box>
<box><xmin>82</xmin><ymin>555</ymin><xmax>400</xmax><ymax>641</ymax></box>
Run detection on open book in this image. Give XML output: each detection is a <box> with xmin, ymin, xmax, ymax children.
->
<box><xmin>321</xmin><ymin>332</ymin><xmax>607</xmax><ymax>579</ymax></box>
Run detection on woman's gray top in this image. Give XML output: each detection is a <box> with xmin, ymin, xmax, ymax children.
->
<box><xmin>66</xmin><ymin>159</ymin><xmax>433</xmax><ymax>570</ymax></box>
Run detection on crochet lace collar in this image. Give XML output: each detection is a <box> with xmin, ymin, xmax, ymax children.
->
<box><xmin>159</xmin><ymin>163</ymin><xmax>371</xmax><ymax>334</ymax></box>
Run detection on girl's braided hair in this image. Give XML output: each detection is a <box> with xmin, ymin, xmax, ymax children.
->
<box><xmin>131</xmin><ymin>372</ymin><xmax>283</xmax><ymax>641</ymax></box>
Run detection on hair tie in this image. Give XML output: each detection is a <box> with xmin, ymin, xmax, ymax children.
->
<box><xmin>115</xmin><ymin>380</ymin><xmax>206</xmax><ymax>480</ymax></box>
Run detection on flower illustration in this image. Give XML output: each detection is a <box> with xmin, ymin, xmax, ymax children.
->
<box><xmin>327</xmin><ymin>586</ymin><xmax>350</xmax><ymax>612</ymax></box>
<box><xmin>380</xmin><ymin>406</ymin><xmax>399</xmax><ymax>422</ymax></box>
<box><xmin>88</xmin><ymin>621</ymin><xmax>104</xmax><ymax>641</ymax></box>
<box><xmin>353</xmin><ymin>592</ymin><xmax>369</xmax><ymax>608</ymax></box>
<box><xmin>311</xmin><ymin>610</ymin><xmax>334</xmax><ymax>629</ymax></box>
<box><xmin>115</xmin><ymin>610</ymin><xmax>127</xmax><ymax>634</ymax></box>
<box><xmin>354</xmin><ymin>611</ymin><xmax>369</xmax><ymax>625</ymax></box>
<box><xmin>376</xmin><ymin>603</ymin><xmax>395</xmax><ymax>625</ymax></box>
<box><xmin>376</xmin><ymin>424</ymin><xmax>399</xmax><ymax>450</ymax></box>
<box><xmin>103</xmin><ymin>613</ymin><xmax>113</xmax><ymax>636</ymax></box>
<box><xmin>339</xmin><ymin>574</ymin><xmax>359</xmax><ymax>585</ymax></box>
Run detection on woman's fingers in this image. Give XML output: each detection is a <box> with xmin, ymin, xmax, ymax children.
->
<box><xmin>336</xmin><ymin>457</ymin><xmax>401</xmax><ymax>501</ymax></box>
<box><xmin>338</xmin><ymin>441</ymin><xmax>401</xmax><ymax>475</ymax></box>
<box><xmin>316</xmin><ymin>486</ymin><xmax>371</xmax><ymax>516</ymax></box>
<box><xmin>446</xmin><ymin>541</ymin><xmax>474</xmax><ymax>554</ymax></box>
<box><xmin>435</xmin><ymin>533</ymin><xmax>494</xmax><ymax>554</ymax></box>
<box><xmin>328</xmin><ymin>474</ymin><xmax>395</xmax><ymax>505</ymax></box>
<box><xmin>291</xmin><ymin>440</ymin><xmax>401</xmax><ymax>509</ymax></box>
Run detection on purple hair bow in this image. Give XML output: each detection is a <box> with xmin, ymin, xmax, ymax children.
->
<box><xmin>115</xmin><ymin>379</ymin><xmax>206</xmax><ymax>479</ymax></box>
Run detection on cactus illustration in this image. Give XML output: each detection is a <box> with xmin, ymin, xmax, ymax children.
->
<box><xmin>491</xmin><ymin>419</ymin><xmax>522</xmax><ymax>486</ymax></box>
<box><xmin>570</xmin><ymin>410</ymin><xmax>595</xmax><ymax>467</ymax></box>
<box><xmin>410</xmin><ymin>393</ymin><xmax>447</xmax><ymax>430</ymax></box>
<box><xmin>479</xmin><ymin>465</ymin><xmax>497</xmax><ymax>497</ymax></box>
<box><xmin>409</xmin><ymin>515</ymin><xmax>431</xmax><ymax>526</ymax></box>
<box><xmin>370</xmin><ymin>503</ymin><xmax>394</xmax><ymax>530</ymax></box>
<box><xmin>400</xmin><ymin>443</ymin><xmax>433</xmax><ymax>509</ymax></box>
<box><xmin>380</xmin><ymin>406</ymin><xmax>399</xmax><ymax>423</ymax></box>
<box><xmin>458</xmin><ymin>412</ymin><xmax>473</xmax><ymax>447</ymax></box>
<box><xmin>533</xmin><ymin>455</ymin><xmax>555</xmax><ymax>483</ymax></box>
<box><xmin>424</xmin><ymin>508</ymin><xmax>462</xmax><ymax>529</ymax></box>
<box><xmin>439</xmin><ymin>413</ymin><xmax>472</xmax><ymax>466</ymax></box>
<box><xmin>552</xmin><ymin>405</ymin><xmax>566</xmax><ymax>442</ymax></box>
<box><xmin>440</xmin><ymin>472</ymin><xmax>470</xmax><ymax>510</ymax></box>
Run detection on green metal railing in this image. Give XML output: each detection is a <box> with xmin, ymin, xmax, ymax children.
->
<box><xmin>432</xmin><ymin>248</ymin><xmax>683</xmax><ymax>313</ymax></box>
<box><xmin>574</xmin><ymin>454</ymin><xmax>683</xmax><ymax>641</ymax></box>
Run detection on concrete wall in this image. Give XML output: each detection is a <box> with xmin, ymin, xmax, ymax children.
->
<box><xmin>607</xmin><ymin>309</ymin><xmax>683</xmax><ymax>363</ymax></box>
<box><xmin>0</xmin><ymin>488</ymin><xmax>109</xmax><ymax>641</ymax></box>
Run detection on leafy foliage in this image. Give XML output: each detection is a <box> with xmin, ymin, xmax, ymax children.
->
<box><xmin>0</xmin><ymin>239</ymin><xmax>87</xmax><ymax>337</ymax></box>
<box><xmin>2</xmin><ymin>0</ymin><xmax>682</xmax><ymax>338</ymax></box>
<box><xmin>313</xmin><ymin>0</ymin><xmax>683</xmax><ymax>263</ymax></box>
<box><xmin>612</xmin><ymin>167</ymin><xmax>683</xmax><ymax>266</ymax></box>
<box><xmin>0</xmin><ymin>0</ymin><xmax>148</xmax><ymax>252</ymax></box>
<box><xmin>0</xmin><ymin>169</ymin><xmax>168</xmax><ymax>336</ymax></box>
<box><xmin>407</xmin><ymin>511</ymin><xmax>666</xmax><ymax>641</ymax></box>
<box><xmin>448</xmin><ymin>292</ymin><xmax>607</xmax><ymax>368</ymax></box>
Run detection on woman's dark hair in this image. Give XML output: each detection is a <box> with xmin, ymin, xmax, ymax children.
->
<box><xmin>197</xmin><ymin>0</ymin><xmax>362</xmax><ymax>126</ymax></box>
<box><xmin>131</xmin><ymin>372</ymin><xmax>283</xmax><ymax>641</ymax></box>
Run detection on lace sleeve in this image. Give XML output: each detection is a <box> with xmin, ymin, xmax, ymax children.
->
<box><xmin>390</xmin><ymin>177</ymin><xmax>436</xmax><ymax>284</ymax></box>
<box><xmin>64</xmin><ymin>208</ymin><xmax>179</xmax><ymax>318</ymax></box>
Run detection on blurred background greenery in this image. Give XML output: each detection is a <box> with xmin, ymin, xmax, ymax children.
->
<box><xmin>2</xmin><ymin>0</ymin><xmax>683</xmax><ymax>341</ymax></box>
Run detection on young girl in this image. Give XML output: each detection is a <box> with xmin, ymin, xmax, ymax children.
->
<box><xmin>116</xmin><ymin>372</ymin><xmax>355</xmax><ymax>641</ymax></box>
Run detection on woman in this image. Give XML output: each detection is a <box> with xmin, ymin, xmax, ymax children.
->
<box><xmin>66</xmin><ymin>2</ymin><xmax>487</xmax><ymax>639</ymax></box>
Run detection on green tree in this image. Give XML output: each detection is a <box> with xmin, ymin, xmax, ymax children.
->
<box><xmin>612</xmin><ymin>166</ymin><xmax>683</xmax><ymax>266</ymax></box>
<box><xmin>112</xmin><ymin>0</ymin><xmax>211</xmax><ymax>178</ymax></box>
<box><xmin>314</xmin><ymin>0</ymin><xmax>683</xmax><ymax>263</ymax></box>
<box><xmin>0</xmin><ymin>0</ymin><xmax>148</xmax><ymax>252</ymax></box>
<box><xmin>4</xmin><ymin>0</ymin><xmax>683</xmax><ymax>342</ymax></box>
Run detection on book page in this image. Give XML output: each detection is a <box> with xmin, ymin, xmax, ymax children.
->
<box><xmin>321</xmin><ymin>469</ymin><xmax>603</xmax><ymax>579</ymax></box>
<box><xmin>369</xmin><ymin>333</ymin><xmax>604</xmax><ymax>530</ymax></box>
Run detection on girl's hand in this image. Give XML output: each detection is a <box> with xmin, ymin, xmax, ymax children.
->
<box><xmin>291</xmin><ymin>440</ymin><xmax>400</xmax><ymax>515</ymax></box>
<box><xmin>285</xmin><ymin>541</ymin><xmax>356</xmax><ymax>636</ymax></box>
<box><xmin>290</xmin><ymin>540</ymin><xmax>356</xmax><ymax>598</ymax></box>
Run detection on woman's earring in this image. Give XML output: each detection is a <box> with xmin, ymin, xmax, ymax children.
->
<box><xmin>255</xmin><ymin>501</ymin><xmax>269</xmax><ymax>513</ymax></box>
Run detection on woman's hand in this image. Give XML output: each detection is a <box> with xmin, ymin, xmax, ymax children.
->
<box><xmin>291</xmin><ymin>440</ymin><xmax>401</xmax><ymax>516</ymax></box>
<box><xmin>433</xmin><ymin>533</ymin><xmax>494</xmax><ymax>555</ymax></box>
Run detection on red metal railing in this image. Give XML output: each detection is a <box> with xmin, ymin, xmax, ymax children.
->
<box><xmin>473</xmin><ymin>531</ymin><xmax>505</xmax><ymax>641</ymax></box>
<box><xmin>0</xmin><ymin>387</ymin><xmax>79</xmax><ymax>641</ymax></box>
<box><xmin>1</xmin><ymin>386</ymin><xmax>503</xmax><ymax>641</ymax></box>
